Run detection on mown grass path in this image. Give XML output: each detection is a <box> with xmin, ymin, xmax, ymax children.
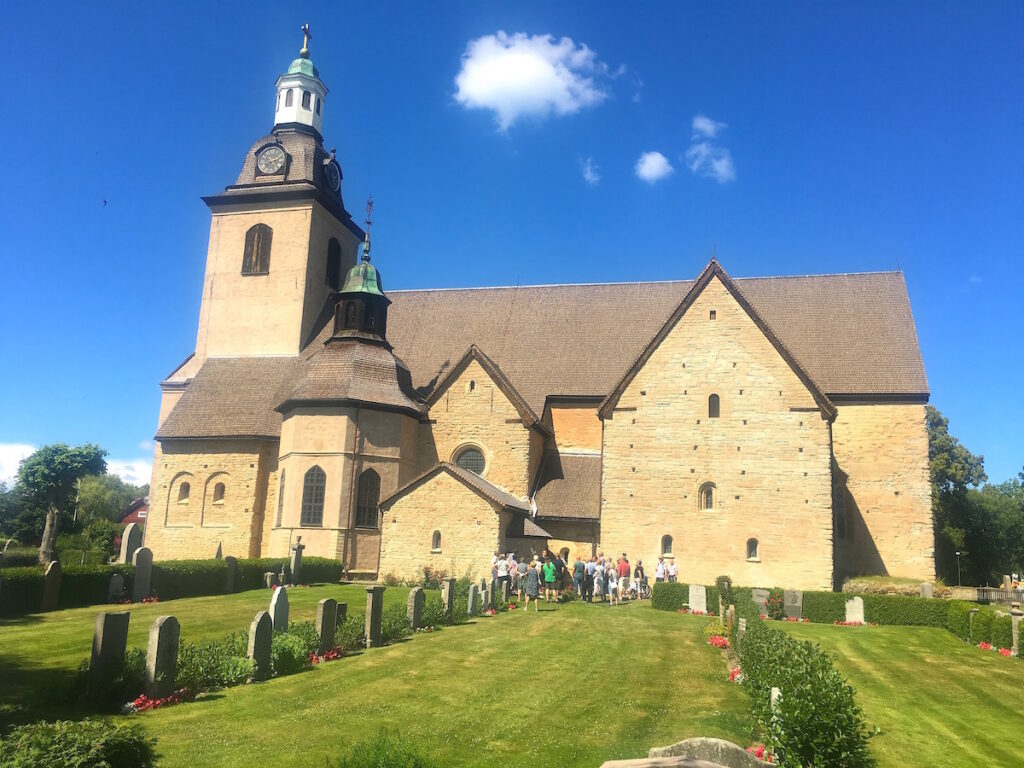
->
<box><xmin>779</xmin><ymin>622</ymin><xmax>1024</xmax><ymax>768</ymax></box>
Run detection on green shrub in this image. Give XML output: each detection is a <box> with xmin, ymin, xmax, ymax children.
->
<box><xmin>740</xmin><ymin>617</ymin><xmax>874</xmax><ymax>767</ymax></box>
<box><xmin>765</xmin><ymin>588</ymin><xmax>786</xmax><ymax>620</ymax></box>
<box><xmin>702</xmin><ymin>618</ymin><xmax>726</xmax><ymax>638</ymax></box>
<box><xmin>802</xmin><ymin>591</ymin><xmax>847</xmax><ymax>624</ymax></box>
<box><xmin>715</xmin><ymin>575</ymin><xmax>733</xmax><ymax>610</ymax></box>
<box><xmin>420</xmin><ymin>565</ymin><xmax>448</xmax><ymax>590</ymax></box>
<box><xmin>450</xmin><ymin>596</ymin><xmax>469</xmax><ymax>625</ymax></box>
<box><xmin>972</xmin><ymin>607</ymin><xmax>995</xmax><ymax>644</ymax></box>
<box><xmin>176</xmin><ymin>631</ymin><xmax>253</xmax><ymax>692</ymax></box>
<box><xmin>991</xmin><ymin>615</ymin><xmax>1013</xmax><ymax>650</ymax></box>
<box><xmin>60</xmin><ymin>564</ymin><xmax>134</xmax><ymax>609</ymax></box>
<box><xmin>0</xmin><ymin>547</ymin><xmax>39</xmax><ymax>569</ymax></box>
<box><xmin>72</xmin><ymin>646</ymin><xmax>147</xmax><ymax>710</ymax></box>
<box><xmin>285</xmin><ymin>620</ymin><xmax>321</xmax><ymax>657</ymax></box>
<box><xmin>422</xmin><ymin>595</ymin><xmax>444</xmax><ymax>628</ymax></box>
<box><xmin>0</xmin><ymin>566</ymin><xmax>44</xmax><ymax>615</ymax></box>
<box><xmin>300</xmin><ymin>556</ymin><xmax>344</xmax><ymax>584</ymax></box>
<box><xmin>336</xmin><ymin>616</ymin><xmax>365</xmax><ymax>653</ymax></box>
<box><xmin>381</xmin><ymin>603</ymin><xmax>412</xmax><ymax>644</ymax></box>
<box><xmin>0</xmin><ymin>718</ymin><xmax>157</xmax><ymax>768</ymax></box>
<box><xmin>151</xmin><ymin>559</ymin><xmax>228</xmax><ymax>600</ymax></box>
<box><xmin>651</xmin><ymin>581</ymin><xmax>688</xmax><ymax>611</ymax></box>
<box><xmin>235</xmin><ymin>556</ymin><xmax>342</xmax><ymax>590</ymax></box>
<box><xmin>331</xmin><ymin>730</ymin><xmax>437</xmax><ymax>768</ymax></box>
<box><xmin>862</xmin><ymin>594</ymin><xmax>949</xmax><ymax>627</ymax></box>
<box><xmin>946</xmin><ymin>601</ymin><xmax>973</xmax><ymax>641</ymax></box>
<box><xmin>271</xmin><ymin>632</ymin><xmax>310</xmax><ymax>676</ymax></box>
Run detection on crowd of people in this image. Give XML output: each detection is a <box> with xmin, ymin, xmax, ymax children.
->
<box><xmin>490</xmin><ymin>549</ymin><xmax>680</xmax><ymax>611</ymax></box>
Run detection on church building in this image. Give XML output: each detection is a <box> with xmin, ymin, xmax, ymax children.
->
<box><xmin>146</xmin><ymin>34</ymin><xmax>934</xmax><ymax>591</ymax></box>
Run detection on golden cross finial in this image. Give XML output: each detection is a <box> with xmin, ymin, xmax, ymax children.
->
<box><xmin>300</xmin><ymin>24</ymin><xmax>312</xmax><ymax>58</ymax></box>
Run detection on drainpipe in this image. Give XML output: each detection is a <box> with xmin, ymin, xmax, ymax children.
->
<box><xmin>341</xmin><ymin>407</ymin><xmax>361</xmax><ymax>576</ymax></box>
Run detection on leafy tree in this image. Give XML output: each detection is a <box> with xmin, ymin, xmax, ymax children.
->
<box><xmin>77</xmin><ymin>473</ymin><xmax>146</xmax><ymax>525</ymax></box>
<box><xmin>0</xmin><ymin>481</ymin><xmax>47</xmax><ymax>544</ymax></box>
<box><xmin>17</xmin><ymin>444</ymin><xmax>107</xmax><ymax>564</ymax></box>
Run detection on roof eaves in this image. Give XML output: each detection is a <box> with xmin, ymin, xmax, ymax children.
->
<box><xmin>379</xmin><ymin>462</ymin><xmax>529</xmax><ymax>512</ymax></box>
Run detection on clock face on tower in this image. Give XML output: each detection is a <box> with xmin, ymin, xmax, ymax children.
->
<box><xmin>324</xmin><ymin>161</ymin><xmax>341</xmax><ymax>192</ymax></box>
<box><xmin>256</xmin><ymin>145</ymin><xmax>286</xmax><ymax>175</ymax></box>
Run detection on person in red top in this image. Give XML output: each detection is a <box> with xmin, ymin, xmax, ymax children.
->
<box><xmin>616</xmin><ymin>553</ymin><xmax>631</xmax><ymax>600</ymax></box>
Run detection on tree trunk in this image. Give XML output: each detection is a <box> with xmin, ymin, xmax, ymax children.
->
<box><xmin>38</xmin><ymin>505</ymin><xmax>59</xmax><ymax>565</ymax></box>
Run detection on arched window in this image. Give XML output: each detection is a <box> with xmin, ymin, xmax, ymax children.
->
<box><xmin>213</xmin><ymin>482</ymin><xmax>225</xmax><ymax>503</ymax></box>
<box><xmin>468</xmin><ymin>380</ymin><xmax>476</xmax><ymax>392</ymax></box>
<box><xmin>364</xmin><ymin>305</ymin><xmax>376</xmax><ymax>330</ymax></box>
<box><xmin>315</xmin><ymin>96</ymin><xmax>321</xmax><ymax>115</ymax></box>
<box><xmin>344</xmin><ymin>302</ymin><xmax>357</xmax><ymax>328</ymax></box>
<box><xmin>747</xmin><ymin>538</ymin><xmax>759</xmax><ymax>560</ymax></box>
<box><xmin>242</xmin><ymin>224</ymin><xmax>272</xmax><ymax>275</ymax></box>
<box><xmin>708</xmin><ymin>394</ymin><xmax>720</xmax><ymax>418</ymax></box>
<box><xmin>661</xmin><ymin>535</ymin><xmax>673</xmax><ymax>555</ymax></box>
<box><xmin>455</xmin><ymin>447</ymin><xmax>485</xmax><ymax>475</ymax></box>
<box><xmin>431</xmin><ymin>530</ymin><xmax>441</xmax><ymax>550</ymax></box>
<box><xmin>177</xmin><ymin>482</ymin><xmax>190</xmax><ymax>502</ymax></box>
<box><xmin>300</xmin><ymin>466</ymin><xmax>326</xmax><ymax>526</ymax></box>
<box><xmin>326</xmin><ymin>238</ymin><xmax>342</xmax><ymax>289</ymax></box>
<box><xmin>302</xmin><ymin>90</ymin><xmax>311</xmax><ymax>110</ymax></box>
<box><xmin>355</xmin><ymin>470</ymin><xmax>381</xmax><ymax>529</ymax></box>
<box><xmin>698</xmin><ymin>482</ymin><xmax>715</xmax><ymax>510</ymax></box>
<box><xmin>276</xmin><ymin>470</ymin><xmax>286</xmax><ymax>526</ymax></box>
<box><xmin>285</xmin><ymin>89</ymin><xmax>294</xmax><ymax>107</ymax></box>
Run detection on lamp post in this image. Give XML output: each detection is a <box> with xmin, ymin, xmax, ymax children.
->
<box><xmin>955</xmin><ymin>551</ymin><xmax>962</xmax><ymax>587</ymax></box>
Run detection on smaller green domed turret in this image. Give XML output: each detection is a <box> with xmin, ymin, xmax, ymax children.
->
<box><xmin>287</xmin><ymin>57</ymin><xmax>320</xmax><ymax>79</ymax></box>
<box><xmin>340</xmin><ymin>231</ymin><xmax>385</xmax><ymax>296</ymax></box>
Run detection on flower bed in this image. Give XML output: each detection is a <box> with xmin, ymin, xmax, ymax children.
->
<box><xmin>708</xmin><ymin>634</ymin><xmax>729</xmax><ymax>649</ymax></box>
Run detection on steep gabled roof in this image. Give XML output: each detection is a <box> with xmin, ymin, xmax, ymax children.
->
<box><xmin>423</xmin><ymin>345</ymin><xmax>551</xmax><ymax>436</ymax></box>
<box><xmin>533</xmin><ymin>450</ymin><xmax>602</xmax><ymax>521</ymax></box>
<box><xmin>597</xmin><ymin>260</ymin><xmax>838</xmax><ymax>420</ymax></box>
<box><xmin>379</xmin><ymin>462</ymin><xmax>530</xmax><ymax>512</ymax></box>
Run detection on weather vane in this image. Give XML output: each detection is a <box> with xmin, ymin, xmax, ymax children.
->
<box><xmin>300</xmin><ymin>24</ymin><xmax>312</xmax><ymax>58</ymax></box>
<box><xmin>362</xmin><ymin>196</ymin><xmax>374</xmax><ymax>262</ymax></box>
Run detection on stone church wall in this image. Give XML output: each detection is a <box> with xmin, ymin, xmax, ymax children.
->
<box><xmin>146</xmin><ymin>438</ymin><xmax>275</xmax><ymax>561</ymax></box>
<box><xmin>831</xmin><ymin>402</ymin><xmax>933</xmax><ymax>581</ymax></box>
<box><xmin>601</xmin><ymin>276</ymin><xmax>835</xmax><ymax>591</ymax></box>
<box><xmin>549</xmin><ymin>404</ymin><xmax>602</xmax><ymax>452</ymax></box>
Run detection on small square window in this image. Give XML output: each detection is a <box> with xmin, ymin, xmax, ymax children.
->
<box><xmin>709</xmin><ymin>309</ymin><xmax>717</xmax><ymax>320</ymax></box>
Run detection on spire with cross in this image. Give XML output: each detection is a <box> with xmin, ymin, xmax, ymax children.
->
<box><xmin>300</xmin><ymin>23</ymin><xmax>312</xmax><ymax>58</ymax></box>
<box><xmin>362</xmin><ymin>196</ymin><xmax>374</xmax><ymax>262</ymax></box>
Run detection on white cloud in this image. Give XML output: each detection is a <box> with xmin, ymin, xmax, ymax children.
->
<box><xmin>692</xmin><ymin>114</ymin><xmax>726</xmax><ymax>139</ymax></box>
<box><xmin>685</xmin><ymin>141</ymin><xmax>736</xmax><ymax>183</ymax></box>
<box><xmin>0</xmin><ymin>443</ymin><xmax>35</xmax><ymax>486</ymax></box>
<box><xmin>580</xmin><ymin>156</ymin><xmax>600</xmax><ymax>186</ymax></box>
<box><xmin>454</xmin><ymin>31</ymin><xmax>611</xmax><ymax>129</ymax></box>
<box><xmin>107</xmin><ymin>459</ymin><xmax>153</xmax><ymax>487</ymax></box>
<box><xmin>635</xmin><ymin>151</ymin><xmax>674</xmax><ymax>183</ymax></box>
<box><xmin>138</xmin><ymin>439</ymin><xmax>155</xmax><ymax>452</ymax></box>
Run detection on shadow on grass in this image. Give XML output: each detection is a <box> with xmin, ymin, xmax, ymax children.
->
<box><xmin>0</xmin><ymin>613</ymin><xmax>46</xmax><ymax>628</ymax></box>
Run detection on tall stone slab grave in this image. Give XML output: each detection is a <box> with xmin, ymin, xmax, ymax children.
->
<box><xmin>407</xmin><ymin>586</ymin><xmax>424</xmax><ymax>630</ymax></box>
<box><xmin>441</xmin><ymin>577</ymin><xmax>456</xmax><ymax>622</ymax></box>
<box><xmin>467</xmin><ymin>584</ymin><xmax>479</xmax><ymax>616</ymax></box>
<box><xmin>845</xmin><ymin>596</ymin><xmax>865</xmax><ymax>624</ymax></box>
<box><xmin>41</xmin><ymin>560</ymin><xmax>62</xmax><ymax>612</ymax></box>
<box><xmin>248</xmin><ymin>611</ymin><xmax>273</xmax><ymax>681</ymax></box>
<box><xmin>481</xmin><ymin>588</ymin><xmax>490</xmax><ymax>611</ymax></box>
<box><xmin>1010</xmin><ymin>608</ymin><xmax>1022</xmax><ymax>655</ymax></box>
<box><xmin>480</xmin><ymin>578</ymin><xmax>487</xmax><ymax>593</ymax></box>
<box><xmin>224</xmin><ymin>556</ymin><xmax>238</xmax><ymax>593</ymax></box>
<box><xmin>784</xmin><ymin>590</ymin><xmax>803</xmax><ymax>619</ymax></box>
<box><xmin>270</xmin><ymin>586</ymin><xmax>289</xmax><ymax>631</ymax></box>
<box><xmin>146</xmin><ymin>615</ymin><xmax>180</xmax><ymax>698</ymax></box>
<box><xmin>107</xmin><ymin>573</ymin><xmax>125</xmax><ymax>602</ymax></box>
<box><xmin>131</xmin><ymin>547</ymin><xmax>153</xmax><ymax>602</ymax></box>
<box><xmin>119</xmin><ymin>523</ymin><xmax>143</xmax><ymax>564</ymax></box>
<box><xmin>290</xmin><ymin>536</ymin><xmax>305</xmax><ymax>583</ymax></box>
<box><xmin>688</xmin><ymin>584</ymin><xmax>707</xmax><ymax>614</ymax></box>
<box><xmin>316</xmin><ymin>598</ymin><xmax>338</xmax><ymax>654</ymax></box>
<box><xmin>751</xmin><ymin>588</ymin><xmax>770</xmax><ymax>616</ymax></box>
<box><xmin>501</xmin><ymin>580</ymin><xmax>510</xmax><ymax>603</ymax></box>
<box><xmin>365</xmin><ymin>585</ymin><xmax>385</xmax><ymax>648</ymax></box>
<box><xmin>920</xmin><ymin>583</ymin><xmax>934</xmax><ymax>599</ymax></box>
<box><xmin>90</xmin><ymin>611</ymin><xmax>130</xmax><ymax>689</ymax></box>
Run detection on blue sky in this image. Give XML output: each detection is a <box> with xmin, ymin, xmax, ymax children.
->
<box><xmin>1</xmin><ymin>2</ymin><xmax>1021</xmax><ymax>486</ymax></box>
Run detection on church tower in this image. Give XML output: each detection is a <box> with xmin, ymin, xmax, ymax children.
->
<box><xmin>192</xmin><ymin>25</ymin><xmax>364</xmax><ymax>361</ymax></box>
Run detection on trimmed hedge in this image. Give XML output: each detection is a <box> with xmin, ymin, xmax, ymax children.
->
<box><xmin>972</xmin><ymin>607</ymin><xmax>995</xmax><ymax>644</ymax></box>
<box><xmin>863</xmin><ymin>594</ymin><xmax>950</xmax><ymax>627</ymax></box>
<box><xmin>235</xmin><ymin>556</ymin><xmax>343</xmax><ymax>591</ymax></box>
<box><xmin>152</xmin><ymin>559</ymin><xmax>228</xmax><ymax>600</ymax></box>
<box><xmin>802</xmin><ymin>591</ymin><xmax>847</xmax><ymax>623</ymax></box>
<box><xmin>946</xmin><ymin>601</ymin><xmax>973</xmax><ymax>641</ymax></box>
<box><xmin>0</xmin><ymin>566</ymin><xmax>45</xmax><ymax>616</ymax></box>
<box><xmin>991</xmin><ymin>615</ymin><xmax>1013</xmax><ymax>650</ymax></box>
<box><xmin>60</xmin><ymin>564</ymin><xmax>134</xmax><ymax>608</ymax></box>
<box><xmin>0</xmin><ymin>547</ymin><xmax>39</xmax><ymax>569</ymax></box>
<box><xmin>650</xmin><ymin>581</ymin><xmax>687</xmax><ymax>611</ymax></box>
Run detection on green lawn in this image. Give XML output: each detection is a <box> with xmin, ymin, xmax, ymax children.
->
<box><xmin>779</xmin><ymin>622</ymin><xmax>1024</xmax><ymax>768</ymax></box>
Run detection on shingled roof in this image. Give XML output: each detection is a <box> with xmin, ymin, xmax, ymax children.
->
<box><xmin>533</xmin><ymin>451</ymin><xmax>602</xmax><ymax>521</ymax></box>
<box><xmin>379</xmin><ymin>462</ymin><xmax>530</xmax><ymax>512</ymax></box>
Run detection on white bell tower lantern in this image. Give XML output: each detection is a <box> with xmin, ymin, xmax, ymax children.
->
<box><xmin>274</xmin><ymin>24</ymin><xmax>328</xmax><ymax>137</ymax></box>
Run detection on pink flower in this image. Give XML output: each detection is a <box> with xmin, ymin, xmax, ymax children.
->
<box><xmin>999</xmin><ymin>647</ymin><xmax>1011</xmax><ymax>657</ymax></box>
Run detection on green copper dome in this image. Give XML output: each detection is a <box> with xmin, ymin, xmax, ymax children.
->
<box><xmin>341</xmin><ymin>261</ymin><xmax>385</xmax><ymax>296</ymax></box>
<box><xmin>287</xmin><ymin>57</ymin><xmax>320</xmax><ymax>79</ymax></box>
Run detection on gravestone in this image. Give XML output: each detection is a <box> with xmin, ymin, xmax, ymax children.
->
<box><xmin>146</xmin><ymin>615</ymin><xmax>180</xmax><ymax>698</ymax></box>
<box><xmin>501</xmin><ymin>580</ymin><xmax>510</xmax><ymax>603</ymax></box>
<box><xmin>270</xmin><ymin>586</ymin><xmax>289</xmax><ymax>631</ymax></box>
<box><xmin>1010</xmin><ymin>609</ymin><xmax>1022</xmax><ymax>655</ymax></box>
<box><xmin>407</xmin><ymin>586</ymin><xmax>425</xmax><ymax>629</ymax></box>
<box><xmin>467</xmin><ymin>584</ymin><xmax>479</xmax><ymax>615</ymax></box>
<box><xmin>968</xmin><ymin>608</ymin><xmax>979</xmax><ymax>642</ymax></box>
<box><xmin>41</xmin><ymin>560</ymin><xmax>61</xmax><ymax>612</ymax></box>
<box><xmin>920</xmin><ymin>582</ymin><xmax>934</xmax><ymax>599</ymax></box>
<box><xmin>365</xmin><ymin>585</ymin><xmax>385</xmax><ymax>648</ymax></box>
<box><xmin>3</xmin><ymin>538</ymin><xmax>14</xmax><ymax>553</ymax></box>
<box><xmin>480</xmin><ymin>578</ymin><xmax>488</xmax><ymax>593</ymax></box>
<box><xmin>688</xmin><ymin>584</ymin><xmax>707</xmax><ymax>614</ymax></box>
<box><xmin>224</xmin><ymin>556</ymin><xmax>238</xmax><ymax>593</ymax></box>
<box><xmin>337</xmin><ymin>602</ymin><xmax>348</xmax><ymax>626</ymax></box>
<box><xmin>290</xmin><ymin>537</ymin><xmax>305</xmax><ymax>583</ymax></box>
<box><xmin>279</xmin><ymin>563</ymin><xmax>291</xmax><ymax>586</ymax></box>
<box><xmin>1003</xmin><ymin>575</ymin><xmax>1012</xmax><ymax>590</ymax></box>
<box><xmin>131</xmin><ymin>547</ymin><xmax>153</xmax><ymax>602</ymax></box>
<box><xmin>264</xmin><ymin>571</ymin><xmax>278</xmax><ymax>588</ymax></box>
<box><xmin>845</xmin><ymin>596</ymin><xmax>865</xmax><ymax>624</ymax></box>
<box><xmin>107</xmin><ymin>573</ymin><xmax>124</xmax><ymax>602</ymax></box>
<box><xmin>784</xmin><ymin>590</ymin><xmax>803</xmax><ymax>619</ymax></box>
<box><xmin>214</xmin><ymin>542</ymin><xmax>222</xmax><ymax>559</ymax></box>
<box><xmin>248</xmin><ymin>611</ymin><xmax>273</xmax><ymax>680</ymax></box>
<box><xmin>119</xmin><ymin>523</ymin><xmax>143</xmax><ymax>564</ymax></box>
<box><xmin>751</xmin><ymin>588</ymin><xmax>770</xmax><ymax>616</ymax></box>
<box><xmin>490</xmin><ymin>577</ymin><xmax>498</xmax><ymax>604</ymax></box>
<box><xmin>90</xmin><ymin>611</ymin><xmax>130</xmax><ymax>688</ymax></box>
<box><xmin>316</xmin><ymin>598</ymin><xmax>338</xmax><ymax>654</ymax></box>
<box><xmin>481</xmin><ymin>588</ymin><xmax>490</xmax><ymax>611</ymax></box>
<box><xmin>737</xmin><ymin>618</ymin><xmax>747</xmax><ymax>652</ymax></box>
<box><xmin>441</xmin><ymin>577</ymin><xmax>456</xmax><ymax>621</ymax></box>
<box><xmin>726</xmin><ymin>605</ymin><xmax>735</xmax><ymax>635</ymax></box>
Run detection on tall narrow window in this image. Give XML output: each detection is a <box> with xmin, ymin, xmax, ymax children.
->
<box><xmin>177</xmin><ymin>482</ymin><xmax>190</xmax><ymax>502</ymax></box>
<box><xmin>285</xmin><ymin>89</ymin><xmax>294</xmax><ymax>107</ymax></box>
<box><xmin>276</xmin><ymin>93</ymin><xmax>280</xmax><ymax>111</ymax></box>
<box><xmin>213</xmin><ymin>482</ymin><xmax>225</xmax><ymax>503</ymax></box>
<box><xmin>698</xmin><ymin>482</ymin><xmax>715</xmax><ymax>510</ymax></box>
<box><xmin>344</xmin><ymin>302</ymin><xmax>357</xmax><ymax>328</ymax></box>
<box><xmin>747</xmin><ymin>538</ymin><xmax>759</xmax><ymax>560</ymax></box>
<box><xmin>708</xmin><ymin>394</ymin><xmax>720</xmax><ymax>418</ymax></box>
<box><xmin>276</xmin><ymin>470</ymin><xmax>286</xmax><ymax>526</ymax></box>
<box><xmin>326</xmin><ymin>238</ymin><xmax>342</xmax><ymax>289</ymax></box>
<box><xmin>242</xmin><ymin>224</ymin><xmax>272</xmax><ymax>274</ymax></box>
<box><xmin>300</xmin><ymin>466</ymin><xmax>326</xmax><ymax>526</ymax></box>
<box><xmin>315</xmin><ymin>96</ymin><xmax>321</xmax><ymax>115</ymax></box>
<box><xmin>431</xmin><ymin>530</ymin><xmax>442</xmax><ymax>550</ymax></box>
<box><xmin>355</xmin><ymin>470</ymin><xmax>380</xmax><ymax>529</ymax></box>
<box><xmin>364</xmin><ymin>306</ymin><xmax>376</xmax><ymax>330</ymax></box>
<box><xmin>661</xmin><ymin>535</ymin><xmax>673</xmax><ymax>555</ymax></box>
<box><xmin>302</xmin><ymin>90</ymin><xmax>311</xmax><ymax>109</ymax></box>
